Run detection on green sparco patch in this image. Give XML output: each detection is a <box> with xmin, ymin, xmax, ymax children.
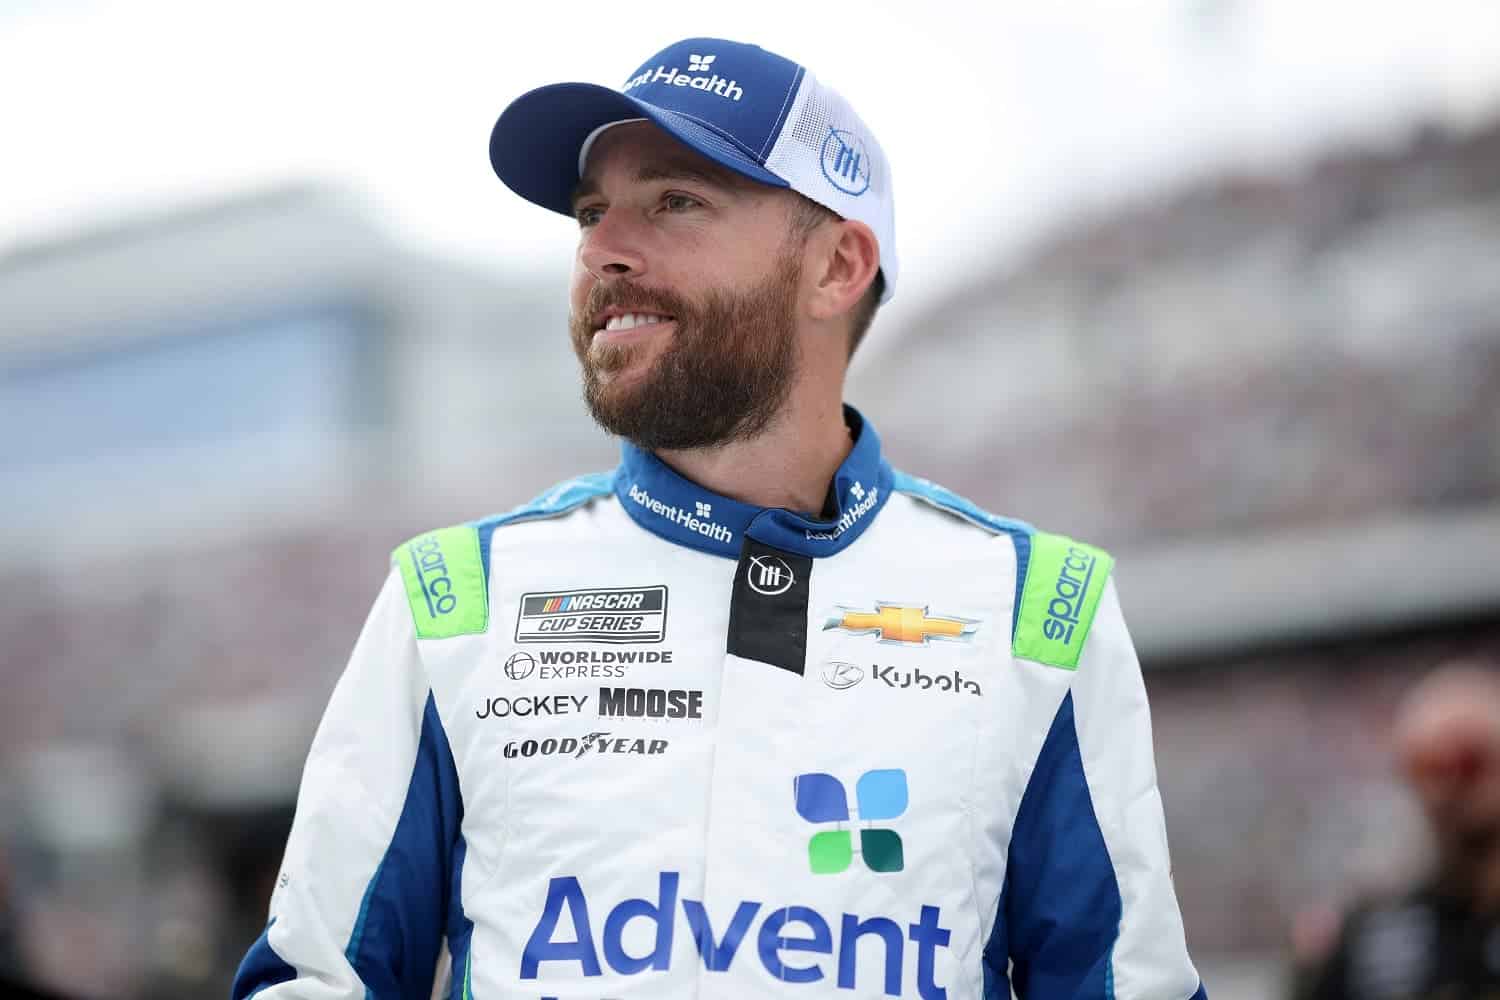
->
<box><xmin>1012</xmin><ymin>532</ymin><xmax>1113</xmax><ymax>670</ymax></box>
<box><xmin>393</xmin><ymin>524</ymin><xmax>488</xmax><ymax>639</ymax></box>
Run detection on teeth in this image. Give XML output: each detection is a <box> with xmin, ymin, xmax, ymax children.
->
<box><xmin>603</xmin><ymin>313</ymin><xmax>668</xmax><ymax>332</ymax></box>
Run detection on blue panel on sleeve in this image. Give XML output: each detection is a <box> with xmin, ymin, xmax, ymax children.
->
<box><xmin>980</xmin><ymin>950</ymin><xmax>1011</xmax><ymax>1000</ymax></box>
<box><xmin>986</xmin><ymin>692</ymin><xmax>1121</xmax><ymax>999</ymax></box>
<box><xmin>231</xmin><ymin>917</ymin><xmax>298</xmax><ymax>998</ymax></box>
<box><xmin>1008</xmin><ymin>530</ymin><xmax>1031</xmax><ymax>638</ymax></box>
<box><xmin>345</xmin><ymin>693</ymin><xmax>465</xmax><ymax>998</ymax></box>
<box><xmin>447</xmin><ymin>831</ymin><xmax>475</xmax><ymax>1000</ymax></box>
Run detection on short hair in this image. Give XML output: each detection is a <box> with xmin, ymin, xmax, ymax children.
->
<box><xmin>789</xmin><ymin>195</ymin><xmax>884</xmax><ymax>360</ymax></box>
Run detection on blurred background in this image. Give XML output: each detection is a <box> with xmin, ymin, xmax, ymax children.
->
<box><xmin>3</xmin><ymin>0</ymin><xmax>1499</xmax><ymax>996</ymax></box>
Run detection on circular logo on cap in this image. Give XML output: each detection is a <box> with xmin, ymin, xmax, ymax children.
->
<box><xmin>820</xmin><ymin>127</ymin><xmax>871</xmax><ymax>197</ymax></box>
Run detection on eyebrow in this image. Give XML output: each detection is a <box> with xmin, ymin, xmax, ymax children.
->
<box><xmin>570</xmin><ymin>162</ymin><xmax>739</xmax><ymax>211</ymax></box>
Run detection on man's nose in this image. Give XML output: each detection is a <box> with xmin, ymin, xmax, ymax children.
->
<box><xmin>579</xmin><ymin>213</ymin><xmax>648</xmax><ymax>281</ymax></box>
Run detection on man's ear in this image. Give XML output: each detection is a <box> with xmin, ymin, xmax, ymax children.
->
<box><xmin>806</xmin><ymin>219</ymin><xmax>880</xmax><ymax>323</ymax></box>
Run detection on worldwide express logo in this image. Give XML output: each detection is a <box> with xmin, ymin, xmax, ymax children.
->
<box><xmin>795</xmin><ymin>769</ymin><xmax>908</xmax><ymax>874</ymax></box>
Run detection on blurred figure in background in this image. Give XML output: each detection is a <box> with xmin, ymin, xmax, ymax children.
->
<box><xmin>1292</xmin><ymin>660</ymin><xmax>1500</xmax><ymax>997</ymax></box>
<box><xmin>0</xmin><ymin>844</ymin><xmax>18</xmax><ymax>974</ymax></box>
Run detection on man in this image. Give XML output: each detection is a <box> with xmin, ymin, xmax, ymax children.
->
<box><xmin>233</xmin><ymin>37</ymin><xmax>1205</xmax><ymax>999</ymax></box>
<box><xmin>1293</xmin><ymin>661</ymin><xmax>1500</xmax><ymax>998</ymax></box>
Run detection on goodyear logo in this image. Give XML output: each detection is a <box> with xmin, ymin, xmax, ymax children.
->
<box><xmin>392</xmin><ymin>525</ymin><xmax>489</xmax><ymax>639</ymax></box>
<box><xmin>1012</xmin><ymin>532</ymin><xmax>1113</xmax><ymax>670</ymax></box>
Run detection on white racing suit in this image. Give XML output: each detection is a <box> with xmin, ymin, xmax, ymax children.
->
<box><xmin>233</xmin><ymin>408</ymin><xmax>1206</xmax><ymax>1000</ymax></box>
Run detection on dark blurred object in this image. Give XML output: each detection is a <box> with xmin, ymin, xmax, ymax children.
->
<box><xmin>0</xmin><ymin>973</ymin><xmax>82</xmax><ymax>999</ymax></box>
<box><xmin>1290</xmin><ymin>661</ymin><xmax>1500</xmax><ymax>997</ymax></box>
<box><xmin>132</xmin><ymin>802</ymin><xmax>294</xmax><ymax>1000</ymax></box>
<box><xmin>0</xmin><ymin>845</ymin><xmax>19</xmax><ymax>974</ymax></box>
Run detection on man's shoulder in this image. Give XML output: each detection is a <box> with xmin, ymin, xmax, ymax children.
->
<box><xmin>471</xmin><ymin>471</ymin><xmax>618</xmax><ymax>538</ymax></box>
<box><xmin>889</xmin><ymin>467</ymin><xmax>1112</xmax><ymax>558</ymax></box>
<box><xmin>393</xmin><ymin>471</ymin><xmax>616</xmax><ymax>555</ymax></box>
<box><xmin>890</xmin><ymin>469</ymin><xmax>1116</xmax><ymax>670</ymax></box>
<box><xmin>888</xmin><ymin>468</ymin><xmax>1033</xmax><ymax>539</ymax></box>
<box><xmin>388</xmin><ymin>472</ymin><xmax>615</xmax><ymax>640</ymax></box>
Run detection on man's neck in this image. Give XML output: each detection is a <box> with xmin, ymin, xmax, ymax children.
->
<box><xmin>1435</xmin><ymin>828</ymin><xmax>1500</xmax><ymax>913</ymax></box>
<box><xmin>653</xmin><ymin>394</ymin><xmax>853</xmax><ymax>517</ymax></box>
<box><xmin>1466</xmin><ymin>838</ymin><xmax>1500</xmax><ymax>912</ymax></box>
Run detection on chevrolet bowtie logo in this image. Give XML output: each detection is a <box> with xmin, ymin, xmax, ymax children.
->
<box><xmin>824</xmin><ymin>604</ymin><xmax>980</xmax><ymax>644</ymax></box>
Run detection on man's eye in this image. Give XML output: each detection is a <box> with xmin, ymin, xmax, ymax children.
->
<box><xmin>663</xmin><ymin>194</ymin><xmax>700</xmax><ymax>212</ymax></box>
<box><xmin>576</xmin><ymin>206</ymin><xmax>604</xmax><ymax>227</ymax></box>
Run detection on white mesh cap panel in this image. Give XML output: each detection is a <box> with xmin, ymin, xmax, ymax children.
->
<box><xmin>764</xmin><ymin>73</ymin><xmax>897</xmax><ymax>302</ymax></box>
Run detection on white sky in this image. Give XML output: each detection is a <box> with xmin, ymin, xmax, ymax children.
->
<box><xmin>3</xmin><ymin>0</ymin><xmax>1499</xmax><ymax>328</ymax></box>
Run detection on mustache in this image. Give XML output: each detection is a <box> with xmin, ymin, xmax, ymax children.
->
<box><xmin>577</xmin><ymin>282</ymin><xmax>694</xmax><ymax>326</ymax></box>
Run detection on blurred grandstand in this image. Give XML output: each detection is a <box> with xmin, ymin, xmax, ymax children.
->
<box><xmin>1</xmin><ymin>115</ymin><xmax>1497</xmax><ymax>997</ymax></box>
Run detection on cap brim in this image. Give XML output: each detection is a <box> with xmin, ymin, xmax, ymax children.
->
<box><xmin>489</xmin><ymin>82</ymin><xmax>789</xmax><ymax>217</ymax></box>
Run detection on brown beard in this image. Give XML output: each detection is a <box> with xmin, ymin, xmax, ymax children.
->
<box><xmin>569</xmin><ymin>250</ymin><xmax>801</xmax><ymax>451</ymax></box>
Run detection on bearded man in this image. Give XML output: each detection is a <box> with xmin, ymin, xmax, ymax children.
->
<box><xmin>232</xmin><ymin>37</ymin><xmax>1205</xmax><ymax>1000</ymax></box>
<box><xmin>1294</xmin><ymin>662</ymin><xmax>1500</xmax><ymax>998</ymax></box>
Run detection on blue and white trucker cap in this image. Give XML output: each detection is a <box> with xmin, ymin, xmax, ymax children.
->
<box><xmin>490</xmin><ymin>37</ymin><xmax>897</xmax><ymax>303</ymax></box>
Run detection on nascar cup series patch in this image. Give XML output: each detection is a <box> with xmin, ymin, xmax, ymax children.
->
<box><xmin>515</xmin><ymin>586</ymin><xmax>668</xmax><ymax>644</ymax></box>
<box><xmin>393</xmin><ymin>524</ymin><xmax>490</xmax><ymax>639</ymax></box>
<box><xmin>1012</xmin><ymin>532</ymin><xmax>1114</xmax><ymax>671</ymax></box>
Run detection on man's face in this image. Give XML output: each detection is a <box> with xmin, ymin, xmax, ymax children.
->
<box><xmin>1396</xmin><ymin>676</ymin><xmax>1500</xmax><ymax>867</ymax></box>
<box><xmin>568</xmin><ymin>122</ymin><xmax>806</xmax><ymax>450</ymax></box>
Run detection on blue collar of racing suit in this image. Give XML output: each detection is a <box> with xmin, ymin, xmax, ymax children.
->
<box><xmin>612</xmin><ymin>405</ymin><xmax>894</xmax><ymax>560</ymax></box>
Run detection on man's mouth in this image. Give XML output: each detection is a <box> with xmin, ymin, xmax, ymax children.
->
<box><xmin>593</xmin><ymin>311</ymin><xmax>676</xmax><ymax>339</ymax></box>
